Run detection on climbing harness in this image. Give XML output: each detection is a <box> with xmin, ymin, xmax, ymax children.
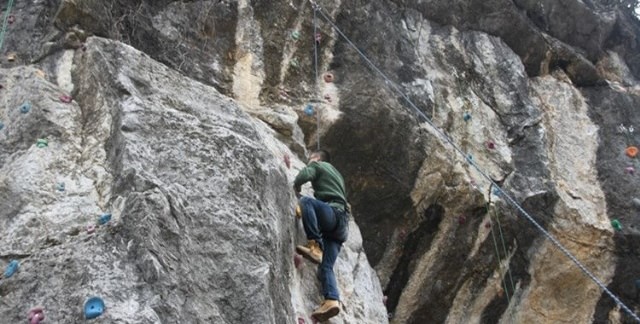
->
<box><xmin>309</xmin><ymin>3</ymin><xmax>640</xmax><ymax>321</ymax></box>
<box><xmin>0</xmin><ymin>0</ymin><xmax>14</xmax><ymax>51</ymax></box>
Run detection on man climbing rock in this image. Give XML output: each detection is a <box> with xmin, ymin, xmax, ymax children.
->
<box><xmin>294</xmin><ymin>150</ymin><xmax>349</xmax><ymax>322</ymax></box>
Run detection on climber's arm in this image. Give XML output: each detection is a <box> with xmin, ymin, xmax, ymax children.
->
<box><xmin>293</xmin><ymin>162</ymin><xmax>318</xmax><ymax>194</ymax></box>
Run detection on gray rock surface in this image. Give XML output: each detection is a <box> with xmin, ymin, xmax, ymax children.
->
<box><xmin>2</xmin><ymin>0</ymin><xmax>640</xmax><ymax>323</ymax></box>
<box><xmin>0</xmin><ymin>37</ymin><xmax>387</xmax><ymax>323</ymax></box>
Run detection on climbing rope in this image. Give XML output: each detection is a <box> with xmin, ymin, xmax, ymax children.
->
<box><xmin>310</xmin><ymin>2</ymin><xmax>640</xmax><ymax>321</ymax></box>
<box><xmin>312</xmin><ymin>4</ymin><xmax>321</xmax><ymax>150</ymax></box>
<box><xmin>486</xmin><ymin>194</ymin><xmax>517</xmax><ymax>305</ymax></box>
<box><xmin>0</xmin><ymin>0</ymin><xmax>14</xmax><ymax>52</ymax></box>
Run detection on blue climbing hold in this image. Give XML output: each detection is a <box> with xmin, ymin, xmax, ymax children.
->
<box><xmin>56</xmin><ymin>182</ymin><xmax>65</xmax><ymax>192</ymax></box>
<box><xmin>463</xmin><ymin>112</ymin><xmax>471</xmax><ymax>122</ymax></box>
<box><xmin>635</xmin><ymin>279</ymin><xmax>640</xmax><ymax>289</ymax></box>
<box><xmin>0</xmin><ymin>121</ymin><xmax>4</xmax><ymax>130</ymax></box>
<box><xmin>84</xmin><ymin>297</ymin><xmax>105</xmax><ymax>319</ymax></box>
<box><xmin>20</xmin><ymin>102</ymin><xmax>31</xmax><ymax>114</ymax></box>
<box><xmin>4</xmin><ymin>260</ymin><xmax>19</xmax><ymax>278</ymax></box>
<box><xmin>98</xmin><ymin>213</ymin><xmax>112</xmax><ymax>225</ymax></box>
<box><xmin>304</xmin><ymin>104</ymin><xmax>314</xmax><ymax>116</ymax></box>
<box><xmin>492</xmin><ymin>187</ymin><xmax>503</xmax><ymax>196</ymax></box>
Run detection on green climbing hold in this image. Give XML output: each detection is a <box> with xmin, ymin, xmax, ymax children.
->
<box><xmin>611</xmin><ymin>219</ymin><xmax>622</xmax><ymax>231</ymax></box>
<box><xmin>36</xmin><ymin>139</ymin><xmax>48</xmax><ymax>148</ymax></box>
<box><xmin>291</xmin><ymin>31</ymin><xmax>300</xmax><ymax>40</ymax></box>
<box><xmin>291</xmin><ymin>59</ymin><xmax>299</xmax><ymax>68</ymax></box>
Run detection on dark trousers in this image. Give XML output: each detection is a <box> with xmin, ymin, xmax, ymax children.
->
<box><xmin>299</xmin><ymin>196</ymin><xmax>348</xmax><ymax>300</ymax></box>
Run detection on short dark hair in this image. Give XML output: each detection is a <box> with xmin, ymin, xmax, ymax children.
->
<box><xmin>311</xmin><ymin>149</ymin><xmax>331</xmax><ymax>163</ymax></box>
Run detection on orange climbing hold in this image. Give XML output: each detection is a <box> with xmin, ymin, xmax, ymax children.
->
<box><xmin>626</xmin><ymin>146</ymin><xmax>638</xmax><ymax>158</ymax></box>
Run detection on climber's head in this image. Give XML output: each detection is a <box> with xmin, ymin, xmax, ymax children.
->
<box><xmin>309</xmin><ymin>149</ymin><xmax>331</xmax><ymax>163</ymax></box>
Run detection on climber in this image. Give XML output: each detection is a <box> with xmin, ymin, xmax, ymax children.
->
<box><xmin>293</xmin><ymin>149</ymin><xmax>349</xmax><ymax>322</ymax></box>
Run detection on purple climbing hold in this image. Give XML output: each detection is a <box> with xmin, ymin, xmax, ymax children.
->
<box><xmin>28</xmin><ymin>307</ymin><xmax>45</xmax><ymax>324</ymax></box>
<box><xmin>486</xmin><ymin>141</ymin><xmax>496</xmax><ymax>150</ymax></box>
<box><xmin>626</xmin><ymin>166</ymin><xmax>635</xmax><ymax>175</ymax></box>
<box><xmin>458</xmin><ymin>215</ymin><xmax>466</xmax><ymax>225</ymax></box>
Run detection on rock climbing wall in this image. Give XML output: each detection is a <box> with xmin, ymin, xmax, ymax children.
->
<box><xmin>0</xmin><ymin>2</ymin><xmax>387</xmax><ymax>323</ymax></box>
<box><xmin>1</xmin><ymin>0</ymin><xmax>640</xmax><ymax>323</ymax></box>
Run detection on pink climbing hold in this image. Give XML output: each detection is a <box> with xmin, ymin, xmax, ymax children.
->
<box><xmin>298</xmin><ymin>317</ymin><xmax>306</xmax><ymax>324</ymax></box>
<box><xmin>7</xmin><ymin>15</ymin><xmax>15</xmax><ymax>24</ymax></box>
<box><xmin>626</xmin><ymin>166</ymin><xmax>635</xmax><ymax>175</ymax></box>
<box><xmin>324</xmin><ymin>94</ymin><xmax>331</xmax><ymax>102</ymax></box>
<box><xmin>87</xmin><ymin>224</ymin><xmax>96</xmax><ymax>234</ymax></box>
<box><xmin>28</xmin><ymin>307</ymin><xmax>45</xmax><ymax>324</ymax></box>
<box><xmin>60</xmin><ymin>95</ymin><xmax>73</xmax><ymax>103</ymax></box>
<box><xmin>284</xmin><ymin>154</ymin><xmax>291</xmax><ymax>169</ymax></box>
<box><xmin>383</xmin><ymin>295</ymin><xmax>388</xmax><ymax>306</ymax></box>
<box><xmin>486</xmin><ymin>141</ymin><xmax>495</xmax><ymax>150</ymax></box>
<box><xmin>294</xmin><ymin>253</ymin><xmax>303</xmax><ymax>269</ymax></box>
<box><xmin>315</xmin><ymin>32</ymin><xmax>322</xmax><ymax>43</ymax></box>
<box><xmin>485</xmin><ymin>222</ymin><xmax>492</xmax><ymax>229</ymax></box>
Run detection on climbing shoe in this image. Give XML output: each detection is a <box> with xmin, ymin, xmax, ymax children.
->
<box><xmin>312</xmin><ymin>299</ymin><xmax>340</xmax><ymax>322</ymax></box>
<box><xmin>295</xmin><ymin>240</ymin><xmax>322</xmax><ymax>264</ymax></box>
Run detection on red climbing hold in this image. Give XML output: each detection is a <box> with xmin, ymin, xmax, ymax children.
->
<box><xmin>626</xmin><ymin>146</ymin><xmax>638</xmax><ymax>158</ymax></box>
<box><xmin>324</xmin><ymin>94</ymin><xmax>331</xmax><ymax>102</ymax></box>
<box><xmin>7</xmin><ymin>15</ymin><xmax>15</xmax><ymax>25</ymax></box>
<box><xmin>294</xmin><ymin>253</ymin><xmax>303</xmax><ymax>269</ymax></box>
<box><xmin>458</xmin><ymin>215</ymin><xmax>466</xmax><ymax>225</ymax></box>
<box><xmin>484</xmin><ymin>221</ymin><xmax>492</xmax><ymax>229</ymax></box>
<box><xmin>323</xmin><ymin>73</ymin><xmax>334</xmax><ymax>83</ymax></box>
<box><xmin>27</xmin><ymin>307</ymin><xmax>45</xmax><ymax>324</ymax></box>
<box><xmin>284</xmin><ymin>154</ymin><xmax>291</xmax><ymax>169</ymax></box>
<box><xmin>60</xmin><ymin>95</ymin><xmax>73</xmax><ymax>103</ymax></box>
<box><xmin>486</xmin><ymin>141</ymin><xmax>495</xmax><ymax>150</ymax></box>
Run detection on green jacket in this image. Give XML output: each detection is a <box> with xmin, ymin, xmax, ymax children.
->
<box><xmin>294</xmin><ymin>161</ymin><xmax>348</xmax><ymax>211</ymax></box>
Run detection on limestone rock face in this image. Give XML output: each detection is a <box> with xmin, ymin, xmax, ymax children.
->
<box><xmin>0</xmin><ymin>37</ymin><xmax>387</xmax><ymax>323</ymax></box>
<box><xmin>2</xmin><ymin>0</ymin><xmax>640</xmax><ymax>323</ymax></box>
